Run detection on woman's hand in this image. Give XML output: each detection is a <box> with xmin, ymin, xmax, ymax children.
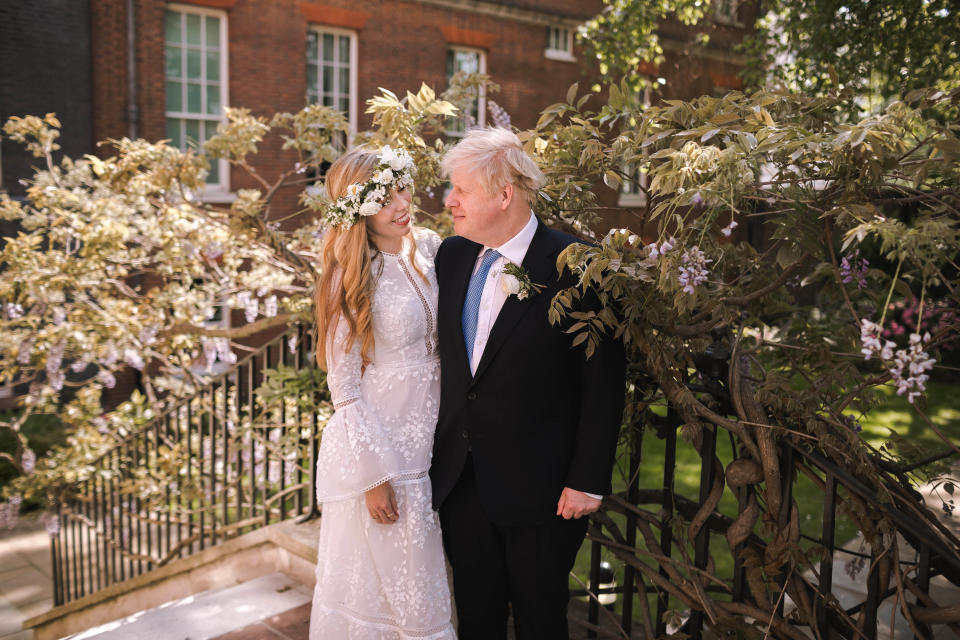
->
<box><xmin>365</xmin><ymin>482</ymin><xmax>399</xmax><ymax>525</ymax></box>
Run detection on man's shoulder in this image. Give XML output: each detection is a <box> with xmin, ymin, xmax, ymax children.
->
<box><xmin>437</xmin><ymin>234</ymin><xmax>475</xmax><ymax>263</ymax></box>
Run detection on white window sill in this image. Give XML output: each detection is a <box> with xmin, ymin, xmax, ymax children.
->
<box><xmin>544</xmin><ymin>49</ymin><xmax>576</xmax><ymax>63</ymax></box>
<box><xmin>618</xmin><ymin>193</ymin><xmax>648</xmax><ymax>208</ymax></box>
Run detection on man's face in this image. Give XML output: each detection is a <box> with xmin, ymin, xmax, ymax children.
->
<box><xmin>444</xmin><ymin>167</ymin><xmax>503</xmax><ymax>245</ymax></box>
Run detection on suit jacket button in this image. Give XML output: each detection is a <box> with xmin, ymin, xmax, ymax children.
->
<box><xmin>467</xmin><ymin>391</ymin><xmax>477</xmax><ymax>400</ymax></box>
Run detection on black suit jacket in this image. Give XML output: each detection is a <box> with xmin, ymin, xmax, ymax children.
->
<box><xmin>430</xmin><ymin>217</ymin><xmax>626</xmax><ymax>526</ymax></box>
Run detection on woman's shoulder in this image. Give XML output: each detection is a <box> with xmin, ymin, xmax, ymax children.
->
<box><xmin>412</xmin><ymin>226</ymin><xmax>443</xmax><ymax>259</ymax></box>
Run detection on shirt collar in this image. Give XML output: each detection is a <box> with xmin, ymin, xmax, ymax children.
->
<box><xmin>484</xmin><ymin>211</ymin><xmax>537</xmax><ymax>265</ymax></box>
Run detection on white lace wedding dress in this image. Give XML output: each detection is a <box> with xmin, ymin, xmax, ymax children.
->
<box><xmin>310</xmin><ymin>227</ymin><xmax>456</xmax><ymax>640</ymax></box>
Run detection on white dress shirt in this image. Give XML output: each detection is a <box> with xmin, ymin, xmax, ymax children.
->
<box><xmin>468</xmin><ymin>210</ymin><xmax>538</xmax><ymax>374</ymax></box>
<box><xmin>467</xmin><ymin>211</ymin><xmax>602</xmax><ymax>500</ymax></box>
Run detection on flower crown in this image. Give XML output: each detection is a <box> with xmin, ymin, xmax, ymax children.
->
<box><xmin>322</xmin><ymin>146</ymin><xmax>416</xmax><ymax>230</ymax></box>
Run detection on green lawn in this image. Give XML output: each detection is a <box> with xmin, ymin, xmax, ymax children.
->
<box><xmin>570</xmin><ymin>379</ymin><xmax>960</xmax><ymax>619</ymax></box>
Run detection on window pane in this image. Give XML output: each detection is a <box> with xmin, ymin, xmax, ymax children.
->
<box><xmin>307</xmin><ymin>91</ymin><xmax>318</xmax><ymax>104</ymax></box>
<box><xmin>187</xmin><ymin>49</ymin><xmax>202</xmax><ymax>79</ymax></box>
<box><xmin>207</xmin><ymin>85</ymin><xmax>221</xmax><ymax>115</ymax></box>
<box><xmin>207</xmin><ymin>158</ymin><xmax>219</xmax><ymax>184</ymax></box>
<box><xmin>205</xmin><ymin>16</ymin><xmax>220</xmax><ymax>50</ymax></box>
<box><xmin>187</xmin><ymin>83</ymin><xmax>202</xmax><ymax>113</ymax></box>
<box><xmin>322</xmin><ymin>94</ymin><xmax>333</xmax><ymax>107</ymax></box>
<box><xmin>166</xmin><ymin>81</ymin><xmax>183</xmax><ymax>112</ymax></box>
<box><xmin>307</xmin><ymin>32</ymin><xmax>318</xmax><ymax>61</ymax></box>
<box><xmin>206</xmin><ymin>51</ymin><xmax>220</xmax><ymax>81</ymax></box>
<box><xmin>339</xmin><ymin>36</ymin><xmax>350</xmax><ymax>63</ymax></box>
<box><xmin>446</xmin><ymin>50</ymin><xmax>455</xmax><ymax>78</ymax></box>
<box><xmin>339</xmin><ymin>97</ymin><xmax>349</xmax><ymax>113</ymax></box>
<box><xmin>323</xmin><ymin>65</ymin><xmax>333</xmax><ymax>93</ymax></box>
<box><xmin>307</xmin><ymin>63</ymin><xmax>318</xmax><ymax>93</ymax></box>
<box><xmin>186</xmin><ymin>13</ymin><xmax>201</xmax><ymax>46</ymax></box>
<box><xmin>322</xmin><ymin>33</ymin><xmax>334</xmax><ymax>60</ymax></box>
<box><xmin>205</xmin><ymin>120</ymin><xmax>219</xmax><ymax>141</ymax></box>
<box><xmin>338</xmin><ymin>67</ymin><xmax>349</xmax><ymax>95</ymax></box>
<box><xmin>165</xmin><ymin>46</ymin><xmax>181</xmax><ymax>78</ymax></box>
<box><xmin>185</xmin><ymin>119</ymin><xmax>200</xmax><ymax>147</ymax></box>
<box><xmin>165</xmin><ymin>11</ymin><xmax>181</xmax><ymax>43</ymax></box>
<box><xmin>166</xmin><ymin>118</ymin><xmax>182</xmax><ymax>148</ymax></box>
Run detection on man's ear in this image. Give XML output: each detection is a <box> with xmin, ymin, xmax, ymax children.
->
<box><xmin>499</xmin><ymin>183</ymin><xmax>514</xmax><ymax>210</ymax></box>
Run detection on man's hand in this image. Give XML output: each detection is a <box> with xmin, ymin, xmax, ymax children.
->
<box><xmin>556</xmin><ymin>487</ymin><xmax>602</xmax><ymax>520</ymax></box>
<box><xmin>365</xmin><ymin>482</ymin><xmax>398</xmax><ymax>525</ymax></box>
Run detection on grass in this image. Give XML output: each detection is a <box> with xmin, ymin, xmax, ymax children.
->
<box><xmin>569</xmin><ymin>378</ymin><xmax>960</xmax><ymax>620</ymax></box>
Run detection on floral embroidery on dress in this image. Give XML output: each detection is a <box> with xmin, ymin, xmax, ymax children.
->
<box><xmin>310</xmin><ymin>227</ymin><xmax>454</xmax><ymax>640</ymax></box>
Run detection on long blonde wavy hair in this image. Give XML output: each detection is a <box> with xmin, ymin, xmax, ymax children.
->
<box><xmin>314</xmin><ymin>148</ymin><xmax>425</xmax><ymax>369</ymax></box>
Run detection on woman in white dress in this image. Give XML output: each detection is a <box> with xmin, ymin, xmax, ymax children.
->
<box><xmin>309</xmin><ymin>146</ymin><xmax>456</xmax><ymax>640</ymax></box>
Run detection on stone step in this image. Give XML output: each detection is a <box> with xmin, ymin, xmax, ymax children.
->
<box><xmin>64</xmin><ymin>573</ymin><xmax>312</xmax><ymax>640</ymax></box>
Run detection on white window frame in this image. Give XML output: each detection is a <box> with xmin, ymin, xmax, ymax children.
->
<box><xmin>446</xmin><ymin>46</ymin><xmax>487</xmax><ymax>138</ymax></box>
<box><xmin>306</xmin><ymin>25</ymin><xmax>358</xmax><ymax>141</ymax></box>
<box><xmin>714</xmin><ymin>0</ymin><xmax>741</xmax><ymax>25</ymax></box>
<box><xmin>619</xmin><ymin>87</ymin><xmax>652</xmax><ymax>208</ymax></box>
<box><xmin>545</xmin><ymin>26</ymin><xmax>575</xmax><ymax>62</ymax></box>
<box><xmin>165</xmin><ymin>3</ymin><xmax>231</xmax><ymax>201</ymax></box>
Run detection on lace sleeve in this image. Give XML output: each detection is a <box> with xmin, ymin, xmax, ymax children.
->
<box><xmin>315</xmin><ymin>313</ymin><xmax>405</xmax><ymax>502</ymax></box>
<box><xmin>324</xmin><ymin>313</ymin><xmax>362</xmax><ymax>409</ymax></box>
<box><xmin>414</xmin><ymin>226</ymin><xmax>443</xmax><ymax>260</ymax></box>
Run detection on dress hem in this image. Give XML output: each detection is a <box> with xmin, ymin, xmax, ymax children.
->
<box><xmin>311</xmin><ymin>602</ymin><xmax>456</xmax><ymax>639</ymax></box>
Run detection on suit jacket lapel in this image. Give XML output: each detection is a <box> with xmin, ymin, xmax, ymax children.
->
<box><xmin>443</xmin><ymin>239</ymin><xmax>482</xmax><ymax>380</ymax></box>
<box><xmin>471</xmin><ymin>219</ymin><xmax>557</xmax><ymax>383</ymax></box>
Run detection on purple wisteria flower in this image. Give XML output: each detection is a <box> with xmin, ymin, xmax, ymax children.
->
<box><xmin>889</xmin><ymin>333</ymin><xmax>936</xmax><ymax>404</ymax></box>
<box><xmin>21</xmin><ymin>449</ymin><xmax>35</xmax><ymax>474</ymax></box>
<box><xmin>215</xmin><ymin>337</ymin><xmax>237</xmax><ymax>365</ymax></box>
<box><xmin>264</xmin><ymin>295</ymin><xmax>278</xmax><ymax>318</ymax></box>
<box><xmin>840</xmin><ymin>249</ymin><xmax>869</xmax><ymax>289</ymax></box>
<box><xmin>721</xmin><ymin>220</ymin><xmax>738</xmax><ymax>237</ymax></box>
<box><xmin>42</xmin><ymin>512</ymin><xmax>60</xmax><ymax>537</ymax></box>
<box><xmin>487</xmin><ymin>100</ymin><xmax>512</xmax><ymax>129</ymax></box>
<box><xmin>17</xmin><ymin>338</ymin><xmax>34</xmax><ymax>364</ymax></box>
<box><xmin>98</xmin><ymin>369</ymin><xmax>117</xmax><ymax>389</ymax></box>
<box><xmin>124</xmin><ymin>348</ymin><xmax>145</xmax><ymax>370</ymax></box>
<box><xmin>677</xmin><ymin>247</ymin><xmax>712</xmax><ymax>294</ymax></box>
<box><xmin>5</xmin><ymin>303</ymin><xmax>23</xmax><ymax>320</ymax></box>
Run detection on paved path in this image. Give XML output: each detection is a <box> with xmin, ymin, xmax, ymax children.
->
<box><xmin>0</xmin><ymin>514</ymin><xmax>54</xmax><ymax>640</ymax></box>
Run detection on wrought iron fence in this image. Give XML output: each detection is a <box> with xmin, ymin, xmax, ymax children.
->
<box><xmin>48</xmin><ymin>326</ymin><xmax>960</xmax><ymax>639</ymax></box>
<box><xmin>50</xmin><ymin>325</ymin><xmax>322</xmax><ymax>605</ymax></box>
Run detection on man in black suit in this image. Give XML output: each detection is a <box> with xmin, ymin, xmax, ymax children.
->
<box><xmin>430</xmin><ymin>127</ymin><xmax>626</xmax><ymax>639</ymax></box>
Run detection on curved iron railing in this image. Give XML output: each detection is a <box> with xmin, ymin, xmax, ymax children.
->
<box><xmin>50</xmin><ymin>325</ymin><xmax>321</xmax><ymax>605</ymax></box>
<box><xmin>48</xmin><ymin>327</ymin><xmax>960</xmax><ymax>639</ymax></box>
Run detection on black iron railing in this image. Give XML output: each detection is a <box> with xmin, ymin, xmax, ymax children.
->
<box><xmin>50</xmin><ymin>325</ymin><xmax>322</xmax><ymax>605</ymax></box>
<box><xmin>570</xmin><ymin>372</ymin><xmax>960</xmax><ymax>639</ymax></box>
<box><xmin>48</xmin><ymin>325</ymin><xmax>960</xmax><ymax>640</ymax></box>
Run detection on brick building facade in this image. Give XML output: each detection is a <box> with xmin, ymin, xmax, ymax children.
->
<box><xmin>3</xmin><ymin>0</ymin><xmax>758</xmax><ymax>217</ymax></box>
<box><xmin>1</xmin><ymin>0</ymin><xmax>757</xmax><ymax>408</ymax></box>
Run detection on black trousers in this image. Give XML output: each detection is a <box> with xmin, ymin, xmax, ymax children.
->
<box><xmin>439</xmin><ymin>455</ymin><xmax>588</xmax><ymax>640</ymax></box>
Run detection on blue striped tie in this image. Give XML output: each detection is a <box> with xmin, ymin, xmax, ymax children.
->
<box><xmin>462</xmin><ymin>249</ymin><xmax>501</xmax><ymax>363</ymax></box>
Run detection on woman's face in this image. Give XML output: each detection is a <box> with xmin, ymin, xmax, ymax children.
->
<box><xmin>366</xmin><ymin>186</ymin><xmax>413</xmax><ymax>249</ymax></box>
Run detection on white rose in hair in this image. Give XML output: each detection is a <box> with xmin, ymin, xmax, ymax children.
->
<box><xmin>358</xmin><ymin>202</ymin><xmax>381</xmax><ymax>217</ymax></box>
<box><xmin>346</xmin><ymin>183</ymin><xmax>360</xmax><ymax>197</ymax></box>
<box><xmin>379</xmin><ymin>169</ymin><xmax>394</xmax><ymax>183</ymax></box>
<box><xmin>501</xmin><ymin>272</ymin><xmax>521</xmax><ymax>296</ymax></box>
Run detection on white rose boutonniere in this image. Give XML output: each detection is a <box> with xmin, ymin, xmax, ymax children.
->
<box><xmin>500</xmin><ymin>263</ymin><xmax>544</xmax><ymax>301</ymax></box>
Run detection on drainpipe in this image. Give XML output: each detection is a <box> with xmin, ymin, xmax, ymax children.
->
<box><xmin>126</xmin><ymin>0</ymin><xmax>138</xmax><ymax>138</ymax></box>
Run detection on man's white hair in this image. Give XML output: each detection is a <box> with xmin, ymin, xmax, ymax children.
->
<box><xmin>441</xmin><ymin>127</ymin><xmax>545</xmax><ymax>204</ymax></box>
